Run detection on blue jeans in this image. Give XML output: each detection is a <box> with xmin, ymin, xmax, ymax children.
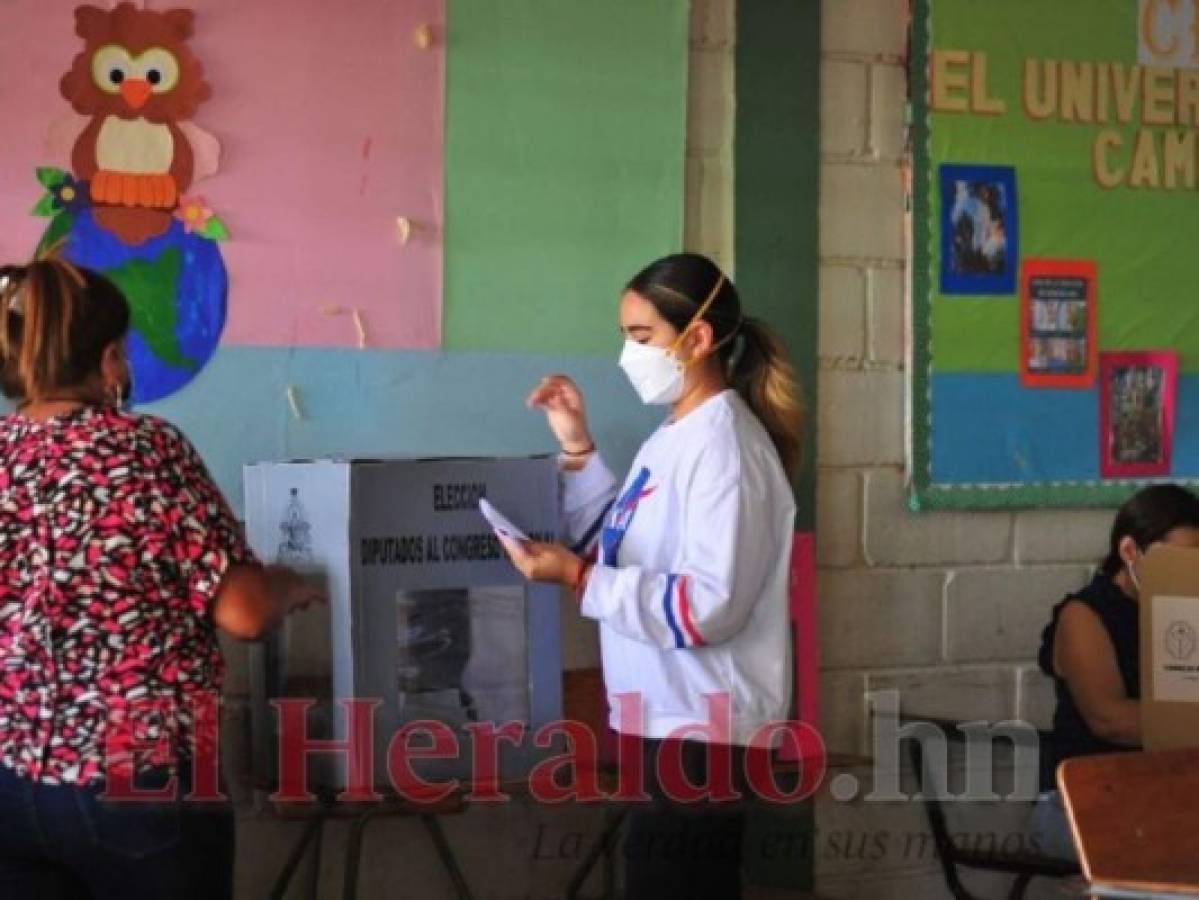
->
<box><xmin>1029</xmin><ymin>790</ymin><xmax>1079</xmax><ymax>863</ymax></box>
<box><xmin>0</xmin><ymin>762</ymin><xmax>234</xmax><ymax>900</ymax></box>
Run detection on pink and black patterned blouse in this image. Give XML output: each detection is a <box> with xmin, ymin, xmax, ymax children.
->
<box><xmin>0</xmin><ymin>406</ymin><xmax>254</xmax><ymax>786</ymax></box>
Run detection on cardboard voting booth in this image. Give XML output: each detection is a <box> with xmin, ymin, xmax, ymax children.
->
<box><xmin>242</xmin><ymin>456</ymin><xmax>563</xmax><ymax>789</ymax></box>
<box><xmin>1139</xmin><ymin>544</ymin><xmax>1199</xmax><ymax>751</ymax></box>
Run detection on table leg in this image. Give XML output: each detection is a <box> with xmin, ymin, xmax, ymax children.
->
<box><xmin>308</xmin><ymin>811</ymin><xmax>325</xmax><ymax>900</ymax></box>
<box><xmin>342</xmin><ymin>807</ymin><xmax>383</xmax><ymax>900</ymax></box>
<box><xmin>422</xmin><ymin>814</ymin><xmax>476</xmax><ymax>900</ymax></box>
<box><xmin>565</xmin><ymin>806</ymin><xmax>629</xmax><ymax>900</ymax></box>
<box><xmin>270</xmin><ymin>810</ymin><xmax>327</xmax><ymax>900</ymax></box>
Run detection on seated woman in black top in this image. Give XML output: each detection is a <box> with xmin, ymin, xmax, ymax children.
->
<box><xmin>1031</xmin><ymin>484</ymin><xmax>1199</xmax><ymax>860</ymax></box>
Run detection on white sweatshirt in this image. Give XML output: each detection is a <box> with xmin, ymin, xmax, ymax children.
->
<box><xmin>563</xmin><ymin>389</ymin><xmax>796</xmax><ymax>747</ymax></box>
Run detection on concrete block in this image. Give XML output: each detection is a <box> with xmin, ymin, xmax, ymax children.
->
<box><xmin>819</xmin><ymin>669</ymin><xmax>870</xmax><ymax>756</ymax></box>
<box><xmin>812</xmin><ymin>788</ymin><xmax>932</xmax><ymax>883</ymax></box>
<box><xmin>822</xmin><ymin>0</ymin><xmax>909</xmax><ymax>58</ymax></box>
<box><xmin>867</xmin><ymin>266</ymin><xmax>905</xmax><ymax>366</ymax></box>
<box><xmin>821</xmin><ymin>60</ymin><xmax>869</xmax><ymax>157</ymax></box>
<box><xmin>817</xmin><ymin>467</ymin><xmax>863</xmax><ymax>568</ymax></box>
<box><xmin>817</xmin><ymin>372</ymin><xmax>905</xmax><ymax>466</ymax></box>
<box><xmin>864</xmin><ymin>469</ymin><xmax>1013</xmax><ymax>567</ymax></box>
<box><xmin>867</xmin><ymin>666</ymin><xmax>1016</xmax><ymax>724</ymax></box>
<box><xmin>870</xmin><ymin>63</ymin><xmax>908</xmax><ymax>160</ymax></box>
<box><xmin>1015</xmin><ymin>509</ymin><xmax>1111</xmax><ymax>566</ymax></box>
<box><xmin>821</xmin><ymin>162</ymin><xmax>905</xmax><ymax>261</ymax></box>
<box><xmin>819</xmin><ymin>265</ymin><xmax>867</xmax><ymax>362</ymax></box>
<box><xmin>818</xmin><ymin>569</ymin><xmax>945</xmax><ymax>669</ymax></box>
<box><xmin>945</xmin><ymin>567</ymin><xmax>1090</xmax><ymax>663</ymax></box>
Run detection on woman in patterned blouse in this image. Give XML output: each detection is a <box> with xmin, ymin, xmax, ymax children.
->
<box><xmin>0</xmin><ymin>259</ymin><xmax>318</xmax><ymax>899</ymax></box>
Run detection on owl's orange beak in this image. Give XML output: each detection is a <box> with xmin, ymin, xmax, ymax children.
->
<box><xmin>119</xmin><ymin>79</ymin><xmax>152</xmax><ymax>110</ymax></box>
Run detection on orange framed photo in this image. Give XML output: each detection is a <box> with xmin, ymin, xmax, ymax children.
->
<box><xmin>1020</xmin><ymin>259</ymin><xmax>1098</xmax><ymax>389</ymax></box>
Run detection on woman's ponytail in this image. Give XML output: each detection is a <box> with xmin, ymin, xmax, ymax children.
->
<box><xmin>729</xmin><ymin>316</ymin><xmax>803</xmax><ymax>479</ymax></box>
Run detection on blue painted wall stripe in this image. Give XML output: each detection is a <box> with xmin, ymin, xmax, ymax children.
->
<box><xmin>931</xmin><ymin>373</ymin><xmax>1199</xmax><ymax>485</ymax></box>
<box><xmin>133</xmin><ymin>346</ymin><xmax>662</xmax><ymax>516</ymax></box>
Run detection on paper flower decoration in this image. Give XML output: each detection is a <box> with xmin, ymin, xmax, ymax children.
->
<box><xmin>176</xmin><ymin>195</ymin><xmax>212</xmax><ymax>232</ymax></box>
<box><xmin>53</xmin><ymin>176</ymin><xmax>89</xmax><ymax>213</ymax></box>
<box><xmin>175</xmin><ymin>194</ymin><xmax>230</xmax><ymax>241</ymax></box>
<box><xmin>31</xmin><ymin>168</ymin><xmax>89</xmax><ymax>217</ymax></box>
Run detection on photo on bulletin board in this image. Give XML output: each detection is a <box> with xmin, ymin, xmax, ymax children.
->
<box><xmin>1021</xmin><ymin>259</ymin><xmax>1097</xmax><ymax>389</ymax></box>
<box><xmin>939</xmin><ymin>163</ymin><xmax>1019</xmax><ymax>295</ymax></box>
<box><xmin>1100</xmin><ymin>351</ymin><xmax>1178</xmax><ymax>479</ymax></box>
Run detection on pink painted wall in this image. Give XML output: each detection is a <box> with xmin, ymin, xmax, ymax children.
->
<box><xmin>0</xmin><ymin>0</ymin><xmax>444</xmax><ymax>349</ymax></box>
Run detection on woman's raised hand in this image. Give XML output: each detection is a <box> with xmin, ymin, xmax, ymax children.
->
<box><xmin>527</xmin><ymin>375</ymin><xmax>593</xmax><ymax>455</ymax></box>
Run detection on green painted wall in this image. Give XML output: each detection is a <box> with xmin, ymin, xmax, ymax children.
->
<box><xmin>444</xmin><ymin>0</ymin><xmax>689</xmax><ymax>356</ymax></box>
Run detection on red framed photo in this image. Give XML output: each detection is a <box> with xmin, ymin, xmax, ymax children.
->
<box><xmin>1100</xmin><ymin>351</ymin><xmax>1178</xmax><ymax>479</ymax></box>
<box><xmin>1020</xmin><ymin>259</ymin><xmax>1098</xmax><ymax>389</ymax></box>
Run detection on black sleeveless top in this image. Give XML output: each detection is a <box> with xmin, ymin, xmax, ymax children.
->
<box><xmin>1037</xmin><ymin>573</ymin><xmax>1140</xmax><ymax>790</ymax></box>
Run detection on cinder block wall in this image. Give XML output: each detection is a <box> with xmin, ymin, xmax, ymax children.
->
<box><xmin>814</xmin><ymin>2</ymin><xmax>1111</xmax><ymax>897</ymax></box>
<box><xmin>816</xmin><ymin>0</ymin><xmax>1110</xmax><ymax>760</ymax></box>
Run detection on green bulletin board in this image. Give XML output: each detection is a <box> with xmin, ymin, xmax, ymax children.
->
<box><xmin>912</xmin><ymin>0</ymin><xmax>1199</xmax><ymax>509</ymax></box>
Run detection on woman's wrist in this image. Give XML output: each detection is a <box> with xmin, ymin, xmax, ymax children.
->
<box><xmin>559</xmin><ymin>437</ymin><xmax>595</xmax><ymax>472</ymax></box>
<box><xmin>560</xmin><ymin>434</ymin><xmax>595</xmax><ymax>457</ymax></box>
<box><xmin>571</xmin><ymin>557</ymin><xmax>593</xmax><ymax>599</ymax></box>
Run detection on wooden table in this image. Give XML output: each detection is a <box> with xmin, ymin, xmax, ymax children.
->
<box><xmin>1059</xmin><ymin>747</ymin><xmax>1199</xmax><ymax>897</ymax></box>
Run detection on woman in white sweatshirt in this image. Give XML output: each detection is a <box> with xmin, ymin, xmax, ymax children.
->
<box><xmin>500</xmin><ymin>253</ymin><xmax>801</xmax><ymax>900</ymax></box>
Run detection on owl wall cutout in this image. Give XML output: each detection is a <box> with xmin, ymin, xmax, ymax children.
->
<box><xmin>58</xmin><ymin>3</ymin><xmax>216</xmax><ymax>244</ymax></box>
<box><xmin>31</xmin><ymin>3</ymin><xmax>229</xmax><ymax>405</ymax></box>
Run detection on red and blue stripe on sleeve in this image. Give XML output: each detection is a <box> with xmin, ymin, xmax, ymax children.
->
<box><xmin>662</xmin><ymin>574</ymin><xmax>705</xmax><ymax>649</ymax></box>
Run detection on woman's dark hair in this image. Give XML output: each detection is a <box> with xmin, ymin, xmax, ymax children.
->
<box><xmin>0</xmin><ymin>257</ymin><xmax>129</xmax><ymax>401</ymax></box>
<box><xmin>625</xmin><ymin>253</ymin><xmax>802</xmax><ymax>477</ymax></box>
<box><xmin>1099</xmin><ymin>484</ymin><xmax>1199</xmax><ymax>576</ymax></box>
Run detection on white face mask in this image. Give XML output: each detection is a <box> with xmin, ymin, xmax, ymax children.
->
<box><xmin>619</xmin><ymin>339</ymin><xmax>686</xmax><ymax>405</ymax></box>
<box><xmin>618</xmin><ymin>273</ymin><xmax>727</xmax><ymax>406</ymax></box>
